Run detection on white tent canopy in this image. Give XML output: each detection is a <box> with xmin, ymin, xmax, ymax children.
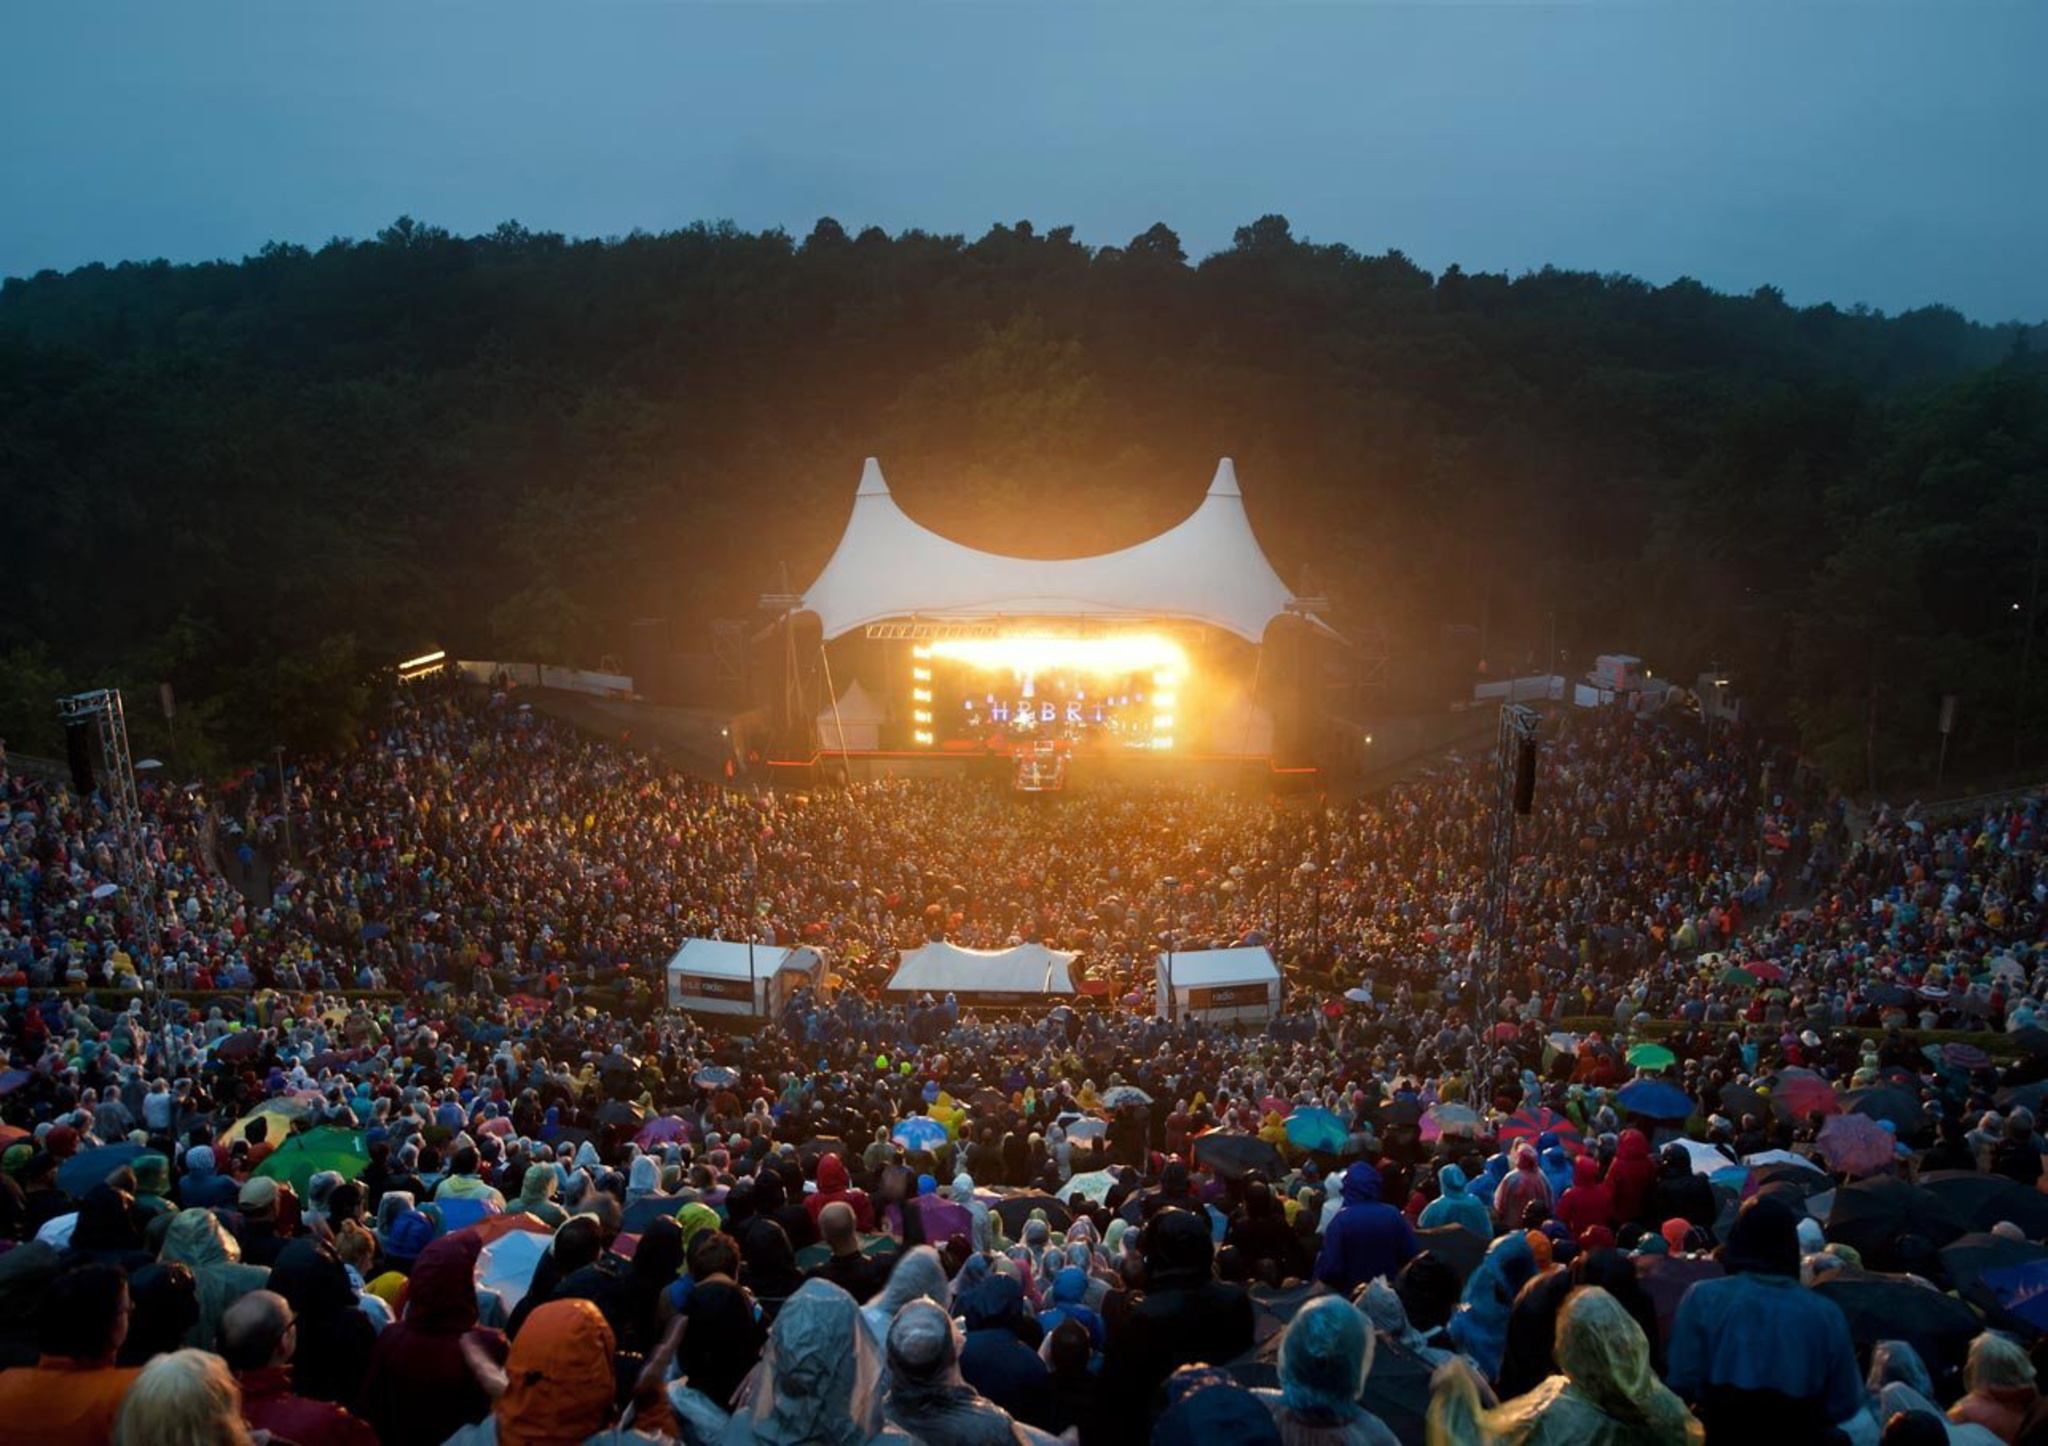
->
<box><xmin>665</xmin><ymin>938</ymin><xmax>823</xmax><ymax>1016</ymax></box>
<box><xmin>799</xmin><ymin>458</ymin><xmax>1300</xmax><ymax>642</ymax></box>
<box><xmin>886</xmin><ymin>940</ymin><xmax>1077</xmax><ymax>1000</ymax></box>
<box><xmin>1155</xmin><ymin>946</ymin><xmax>1281</xmax><ymax>1022</ymax></box>
<box><xmin>818</xmin><ymin>677</ymin><xmax>889</xmax><ymax>751</ymax></box>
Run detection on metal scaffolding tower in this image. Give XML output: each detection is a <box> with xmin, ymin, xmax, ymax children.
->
<box><xmin>57</xmin><ymin>689</ymin><xmax>171</xmax><ymax>1068</ymax></box>
<box><xmin>1471</xmin><ymin>702</ymin><xmax>1541</xmax><ymax>1102</ymax></box>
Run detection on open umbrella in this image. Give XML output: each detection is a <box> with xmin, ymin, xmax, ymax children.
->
<box><xmin>1827</xmin><ymin>1176</ymin><xmax>1969</xmax><ymax>1267</ymax></box>
<box><xmin>1717</xmin><ymin>1081</ymin><xmax>1769</xmax><ymax>1122</ymax></box>
<box><xmin>90</xmin><ymin>882</ymin><xmax>120</xmax><ymax>900</ymax></box>
<box><xmin>795</xmin><ymin>1137</ymin><xmax>846</xmax><ymax>1166</ymax></box>
<box><xmin>892</xmin><ymin>1117</ymin><xmax>949</xmax><ymax>1153</ymax></box>
<box><xmin>1192</xmin><ymin>1130</ymin><xmax>1285</xmax><ymax>1180</ymax></box>
<box><xmin>595</xmin><ymin>1100</ymin><xmax>644</xmax><ymax>1129</ymax></box>
<box><xmin>1062</xmin><ymin>1170</ymin><xmax>1119</xmax><ymax>1205</ymax></box>
<box><xmin>1813</xmin><ymin>1275</ymin><xmax>1984</xmax><ymax>1375</ymax></box>
<box><xmin>0</xmin><ymin>1069</ymin><xmax>29</xmax><ymax>1096</ymax></box>
<box><xmin>1617</xmin><ymin>1080</ymin><xmax>1693</xmax><ymax>1120</ymax></box>
<box><xmin>1669</xmin><ymin>1139</ymin><xmax>1738</xmax><ymax>1177</ymax></box>
<box><xmin>1421</xmin><ymin>1104</ymin><xmax>1480</xmax><ymax>1141</ymax></box>
<box><xmin>987</xmin><ymin>1192</ymin><xmax>1073</xmax><ymax>1234</ymax></box>
<box><xmin>1283</xmin><ymin>1108</ymin><xmax>1349</xmax><ymax>1155</ymax></box>
<box><xmin>1769</xmin><ymin>1069</ymin><xmax>1839</xmax><ymax>1121</ymax></box>
<box><xmin>1942</xmin><ymin>1232</ymin><xmax>2048</xmax><ymax>1329</ymax></box>
<box><xmin>2001</xmin><ymin>1080</ymin><xmax>2048</xmax><ymax>1114</ymax></box>
<box><xmin>1744</xmin><ymin>961</ymin><xmax>1787</xmax><ymax>982</ymax></box>
<box><xmin>1920</xmin><ymin>1171</ymin><xmax>2048</xmax><ymax>1240</ymax></box>
<box><xmin>1942</xmin><ymin>1042</ymin><xmax>1994</xmax><ymax>1072</ymax></box>
<box><xmin>1841</xmin><ymin>1086</ymin><xmax>1925</xmax><ymax>1133</ymax></box>
<box><xmin>1100</xmin><ymin>1086</ymin><xmax>1153</xmax><ymax>1109</ymax></box>
<box><xmin>254</xmin><ymin>1126</ymin><xmax>368</xmax><ymax>1194</ymax></box>
<box><xmin>1626</xmin><ymin>1044</ymin><xmax>1677</xmax><ymax>1071</ymax></box>
<box><xmin>476</xmin><ymin>1227</ymin><xmax>549</xmax><ymax>1315</ymax></box>
<box><xmin>1719</xmin><ymin>966</ymin><xmax>1758</xmax><ymax>987</ymax></box>
<box><xmin>1415</xmin><ymin>1224</ymin><xmax>1487</xmax><ymax>1284</ymax></box>
<box><xmin>1816</xmin><ymin>1113</ymin><xmax>1897</xmax><ymax>1177</ymax></box>
<box><xmin>213</xmin><ymin>1031</ymin><xmax>263</xmax><ymax>1062</ymax></box>
<box><xmin>634</xmin><ymin>1116</ymin><xmax>690</xmax><ymax>1150</ymax></box>
<box><xmin>222</xmin><ymin>1098</ymin><xmax>319</xmax><ymax>1144</ymax></box>
<box><xmin>1498</xmin><ymin>1106</ymin><xmax>1580</xmax><ymax>1153</ymax></box>
<box><xmin>58</xmin><ymin>1141</ymin><xmax>145</xmax><ymax>1198</ymax></box>
<box><xmin>359</xmin><ymin>922</ymin><xmax>389</xmax><ymax>941</ymax></box>
<box><xmin>1981</xmin><ymin>1258</ymin><xmax>2048</xmax><ymax>1334</ymax></box>
<box><xmin>692</xmin><ymin>1066</ymin><xmax>740</xmax><ymax>1090</ymax></box>
<box><xmin>1062</xmin><ymin>1118</ymin><xmax>1109</xmax><ymax>1143</ymax></box>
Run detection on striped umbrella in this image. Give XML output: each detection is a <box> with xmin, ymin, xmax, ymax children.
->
<box><xmin>1498</xmin><ymin>1105</ymin><xmax>1581</xmax><ymax>1154</ymax></box>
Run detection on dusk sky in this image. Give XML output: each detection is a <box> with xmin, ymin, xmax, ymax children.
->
<box><xmin>7</xmin><ymin>2</ymin><xmax>2044</xmax><ymax>322</ymax></box>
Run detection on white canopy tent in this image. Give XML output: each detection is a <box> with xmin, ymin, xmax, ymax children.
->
<box><xmin>799</xmin><ymin>458</ymin><xmax>1301</xmax><ymax>642</ymax></box>
<box><xmin>817</xmin><ymin>677</ymin><xmax>889</xmax><ymax>751</ymax></box>
<box><xmin>886</xmin><ymin>940</ymin><xmax>1078</xmax><ymax>1003</ymax></box>
<box><xmin>665</xmin><ymin>939</ymin><xmax>824</xmax><ymax>1016</ymax></box>
<box><xmin>1155</xmin><ymin>946</ymin><xmax>1281</xmax><ymax>1023</ymax></box>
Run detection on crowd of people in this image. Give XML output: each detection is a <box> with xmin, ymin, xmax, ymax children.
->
<box><xmin>0</xmin><ymin>673</ymin><xmax>2042</xmax><ymax>1444</ymax></box>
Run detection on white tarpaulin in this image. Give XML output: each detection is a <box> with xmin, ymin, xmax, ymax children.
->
<box><xmin>799</xmin><ymin>458</ymin><xmax>1300</xmax><ymax>642</ymax></box>
<box><xmin>1156</xmin><ymin>946</ymin><xmax>1281</xmax><ymax>1022</ymax></box>
<box><xmin>886</xmin><ymin>940</ymin><xmax>1077</xmax><ymax>999</ymax></box>
<box><xmin>817</xmin><ymin>677</ymin><xmax>889</xmax><ymax>751</ymax></box>
<box><xmin>665</xmin><ymin>939</ymin><xmax>824</xmax><ymax>1016</ymax></box>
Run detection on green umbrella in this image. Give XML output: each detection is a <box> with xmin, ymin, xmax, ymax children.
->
<box><xmin>254</xmin><ymin>1126</ymin><xmax>368</xmax><ymax>1193</ymax></box>
<box><xmin>1627</xmin><ymin>1043</ymin><xmax>1677</xmax><ymax>1070</ymax></box>
<box><xmin>1719</xmin><ymin>966</ymin><xmax>1758</xmax><ymax>987</ymax></box>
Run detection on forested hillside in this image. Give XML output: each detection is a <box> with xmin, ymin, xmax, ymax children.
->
<box><xmin>2</xmin><ymin>214</ymin><xmax>2043</xmax><ymax>787</ymax></box>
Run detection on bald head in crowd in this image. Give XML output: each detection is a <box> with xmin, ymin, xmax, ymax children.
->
<box><xmin>820</xmin><ymin>1200</ymin><xmax>859</xmax><ymax>1253</ymax></box>
<box><xmin>219</xmin><ymin>1289</ymin><xmax>295</xmax><ymax>1373</ymax></box>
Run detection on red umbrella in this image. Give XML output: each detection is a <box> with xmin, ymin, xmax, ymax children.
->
<box><xmin>1770</xmin><ymin>1069</ymin><xmax>1839</xmax><ymax>1120</ymax></box>
<box><xmin>1818</xmin><ymin>1112</ymin><xmax>1898</xmax><ymax>1177</ymax></box>
<box><xmin>1745</xmin><ymin>961</ymin><xmax>1787</xmax><ymax>982</ymax></box>
<box><xmin>1499</xmin><ymin>1106</ymin><xmax>1582</xmax><ymax>1154</ymax></box>
<box><xmin>1488</xmin><ymin>1022</ymin><xmax>1521</xmax><ymax>1042</ymax></box>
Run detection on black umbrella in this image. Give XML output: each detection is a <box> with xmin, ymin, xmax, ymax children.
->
<box><xmin>1920</xmin><ymin>1171</ymin><xmax>2048</xmax><ymax>1241</ymax></box>
<box><xmin>214</xmin><ymin>1032</ymin><xmax>262</xmax><ymax>1062</ymax></box>
<box><xmin>2013</xmin><ymin>1027</ymin><xmax>2048</xmax><ymax>1058</ymax></box>
<box><xmin>1415</xmin><ymin>1224</ymin><xmax>1487</xmax><ymax>1285</ymax></box>
<box><xmin>796</xmin><ymin>1137</ymin><xmax>847</xmax><ymax>1166</ymax></box>
<box><xmin>1999</xmin><ymin>1080</ymin><xmax>2048</xmax><ymax>1113</ymax></box>
<box><xmin>1192</xmin><ymin>1132</ymin><xmax>1285</xmax><ymax>1181</ymax></box>
<box><xmin>596</xmin><ymin>1100</ymin><xmax>644</xmax><ymax>1129</ymax></box>
<box><xmin>1826</xmin><ymin>1177</ymin><xmax>1969</xmax><ymax>1268</ymax></box>
<box><xmin>1941</xmin><ymin>1231</ymin><xmax>2048</xmax><ymax>1332</ymax></box>
<box><xmin>1813</xmin><ymin>1275</ymin><xmax>1983</xmax><ymax>1377</ymax></box>
<box><xmin>1717</xmin><ymin>1081</ymin><xmax>1769</xmax><ymax>1121</ymax></box>
<box><xmin>1841</xmin><ymin>1085</ymin><xmax>1925</xmax><ymax>1133</ymax></box>
<box><xmin>988</xmin><ymin>1192</ymin><xmax>1073</xmax><ymax>1235</ymax></box>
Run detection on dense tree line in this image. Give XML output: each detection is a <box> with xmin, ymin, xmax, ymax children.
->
<box><xmin>1</xmin><ymin>214</ymin><xmax>2042</xmax><ymax>788</ymax></box>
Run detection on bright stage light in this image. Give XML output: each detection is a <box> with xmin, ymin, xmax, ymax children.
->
<box><xmin>925</xmin><ymin>633</ymin><xmax>1188</xmax><ymax>683</ymax></box>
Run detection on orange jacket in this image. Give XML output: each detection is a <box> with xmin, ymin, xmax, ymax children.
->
<box><xmin>0</xmin><ymin>1357</ymin><xmax>142</xmax><ymax>1445</ymax></box>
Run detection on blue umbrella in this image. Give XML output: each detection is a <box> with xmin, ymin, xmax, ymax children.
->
<box><xmin>59</xmin><ymin>1141</ymin><xmax>145</xmax><ymax>1198</ymax></box>
<box><xmin>1283</xmin><ymin>1107</ymin><xmax>1349</xmax><ymax>1154</ymax></box>
<box><xmin>1982</xmin><ymin>1259</ymin><xmax>2048</xmax><ymax>1334</ymax></box>
<box><xmin>360</xmin><ymin>922</ymin><xmax>389</xmax><ymax>940</ymax></box>
<box><xmin>893</xmin><ymin>1117</ymin><xmax>949</xmax><ymax>1152</ymax></box>
<box><xmin>1617</xmin><ymin>1079</ymin><xmax>1694</xmax><ymax>1120</ymax></box>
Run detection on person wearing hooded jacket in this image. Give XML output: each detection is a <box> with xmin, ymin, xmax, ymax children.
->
<box><xmin>1643</xmin><ymin>1145</ymin><xmax>1717</xmax><ymax>1233</ymax></box>
<box><xmin>805</xmin><ymin>1153</ymin><xmax>875</xmax><ymax>1230</ymax></box>
<box><xmin>359</xmin><ymin>1229</ymin><xmax>509</xmax><ymax>1445</ymax></box>
<box><xmin>883</xmin><ymin>1298</ymin><xmax>1045</xmax><ymax>1445</ymax></box>
<box><xmin>1605</xmin><ymin>1129</ymin><xmax>1659</xmax><ymax>1226</ymax></box>
<box><xmin>1315</xmin><ymin>1161</ymin><xmax>1419</xmax><ymax>1297</ymax></box>
<box><xmin>443</xmin><ymin>1297</ymin><xmax>671</xmax><ymax>1446</ymax></box>
<box><xmin>1492</xmin><ymin>1148</ymin><xmax>1553</xmax><ymax>1229</ymax></box>
<box><xmin>1666</xmin><ymin>1196</ymin><xmax>1861</xmax><ymax>1444</ymax></box>
<box><xmin>1418</xmin><ymin>1164</ymin><xmax>1493</xmax><ymax>1239</ymax></box>
<box><xmin>271</xmin><ymin>1237</ymin><xmax>380</xmax><ymax>1411</ymax></box>
<box><xmin>958</xmin><ymin>1274</ymin><xmax>1055</xmax><ymax>1432</ymax></box>
<box><xmin>1557</xmin><ymin>1155</ymin><xmax>1615</xmax><ymax>1238</ymax></box>
<box><xmin>1099</xmin><ymin>1206</ymin><xmax>1256</xmax><ymax>1438</ymax></box>
<box><xmin>177</xmin><ymin>1143</ymin><xmax>240</xmax><ymax>1209</ymax></box>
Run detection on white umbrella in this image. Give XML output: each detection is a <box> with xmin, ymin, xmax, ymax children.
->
<box><xmin>90</xmin><ymin>883</ymin><xmax>119</xmax><ymax>899</ymax></box>
<box><xmin>36</xmin><ymin>1212</ymin><xmax>78</xmax><ymax>1249</ymax></box>
<box><xmin>476</xmin><ymin>1228</ymin><xmax>549</xmax><ymax>1314</ymax></box>
<box><xmin>1741</xmin><ymin>1148</ymin><xmax>1826</xmax><ymax>1174</ymax></box>
<box><xmin>1063</xmin><ymin>1118</ymin><xmax>1109</xmax><ymax>1142</ymax></box>
<box><xmin>134</xmin><ymin>758</ymin><xmax>165</xmax><ymax>770</ymax></box>
<box><xmin>1100</xmin><ymin>1086</ymin><xmax>1152</xmax><ymax>1108</ymax></box>
<box><xmin>1062</xmin><ymin>1169</ymin><xmax>1118</xmax><ymax>1204</ymax></box>
<box><xmin>1671</xmin><ymin>1138</ymin><xmax>1738</xmax><ymax>1177</ymax></box>
<box><xmin>1343</xmin><ymin>988</ymin><xmax>1373</xmax><ymax>1003</ymax></box>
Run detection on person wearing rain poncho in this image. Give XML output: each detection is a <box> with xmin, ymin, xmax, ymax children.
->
<box><xmin>717</xmin><ymin>1278</ymin><xmax>897</xmax><ymax>1446</ymax></box>
<box><xmin>443</xmin><ymin>1297</ymin><xmax>669</xmax><ymax>1445</ymax></box>
<box><xmin>1427</xmin><ymin>1286</ymin><xmax>1702</xmax><ymax>1445</ymax></box>
<box><xmin>860</xmin><ymin>1245</ymin><xmax>954</xmax><ymax>1352</ymax></box>
<box><xmin>1444</xmin><ymin>1231</ymin><xmax>1539</xmax><ymax>1383</ymax></box>
<box><xmin>1418</xmin><ymin>1165</ymin><xmax>1493</xmax><ymax>1239</ymax></box>
<box><xmin>882</xmin><ymin>1298</ymin><xmax>1057</xmax><ymax>1445</ymax></box>
<box><xmin>1251</xmin><ymin>1294</ymin><xmax>1402</xmax><ymax>1444</ymax></box>
<box><xmin>159</xmin><ymin>1206</ymin><xmax>272</xmax><ymax>1351</ymax></box>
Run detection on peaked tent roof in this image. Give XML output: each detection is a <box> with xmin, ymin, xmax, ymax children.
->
<box><xmin>885</xmin><ymin>940</ymin><xmax>1078</xmax><ymax>995</ymax></box>
<box><xmin>798</xmin><ymin>458</ymin><xmax>1299</xmax><ymax>642</ymax></box>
